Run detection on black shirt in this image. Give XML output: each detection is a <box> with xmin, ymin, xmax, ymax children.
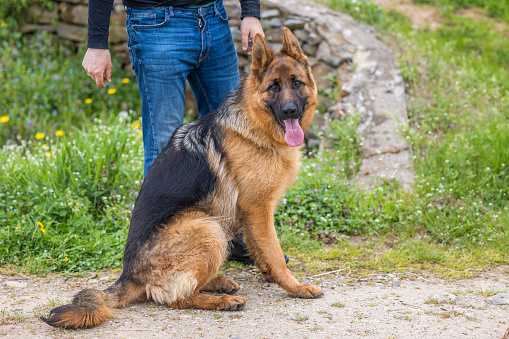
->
<box><xmin>88</xmin><ymin>0</ymin><xmax>261</xmax><ymax>49</ymax></box>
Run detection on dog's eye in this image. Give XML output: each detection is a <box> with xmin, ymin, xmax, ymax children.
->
<box><xmin>269</xmin><ymin>83</ymin><xmax>280</xmax><ymax>91</ymax></box>
<box><xmin>293</xmin><ymin>80</ymin><xmax>302</xmax><ymax>87</ymax></box>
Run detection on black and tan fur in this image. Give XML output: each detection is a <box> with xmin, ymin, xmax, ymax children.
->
<box><xmin>41</xmin><ymin>28</ymin><xmax>322</xmax><ymax>330</ymax></box>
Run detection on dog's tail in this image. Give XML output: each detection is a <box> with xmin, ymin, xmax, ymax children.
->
<box><xmin>41</xmin><ymin>278</ymin><xmax>143</xmax><ymax>330</ymax></box>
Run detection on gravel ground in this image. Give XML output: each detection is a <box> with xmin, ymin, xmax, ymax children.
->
<box><xmin>1</xmin><ymin>266</ymin><xmax>508</xmax><ymax>338</ymax></box>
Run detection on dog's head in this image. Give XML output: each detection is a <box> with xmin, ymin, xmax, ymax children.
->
<box><xmin>246</xmin><ymin>28</ymin><xmax>318</xmax><ymax>147</ymax></box>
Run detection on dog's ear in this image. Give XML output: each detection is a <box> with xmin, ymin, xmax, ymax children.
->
<box><xmin>251</xmin><ymin>33</ymin><xmax>274</xmax><ymax>74</ymax></box>
<box><xmin>280</xmin><ymin>27</ymin><xmax>306</xmax><ymax>62</ymax></box>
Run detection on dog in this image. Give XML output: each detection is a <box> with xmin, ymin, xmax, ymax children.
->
<box><xmin>41</xmin><ymin>28</ymin><xmax>322</xmax><ymax>330</ymax></box>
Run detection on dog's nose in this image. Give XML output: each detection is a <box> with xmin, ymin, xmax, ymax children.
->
<box><xmin>281</xmin><ymin>103</ymin><xmax>297</xmax><ymax>117</ymax></box>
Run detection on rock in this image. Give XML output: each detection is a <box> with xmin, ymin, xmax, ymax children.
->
<box><xmin>265</xmin><ymin>28</ymin><xmax>284</xmax><ymax>43</ymax></box>
<box><xmin>283</xmin><ymin>18</ymin><xmax>306</xmax><ymax>29</ymax></box>
<box><xmin>302</xmin><ymin>43</ymin><xmax>318</xmax><ymax>56</ymax></box>
<box><xmin>261</xmin><ymin>9</ymin><xmax>280</xmax><ymax>19</ymax></box>
<box><xmin>4</xmin><ymin>281</ymin><xmax>27</xmax><ymax>288</ymax></box>
<box><xmin>268</xmin><ymin>18</ymin><xmax>283</xmax><ymax>27</ymax></box>
<box><xmin>23</xmin><ymin>4</ymin><xmax>58</xmax><ymax>24</ymax></box>
<box><xmin>20</xmin><ymin>24</ymin><xmax>57</xmax><ymax>34</ymax></box>
<box><xmin>59</xmin><ymin>3</ymin><xmax>88</xmax><ymax>25</ymax></box>
<box><xmin>230</xmin><ymin>26</ymin><xmax>242</xmax><ymax>42</ymax></box>
<box><xmin>316</xmin><ymin>41</ymin><xmax>341</xmax><ymax>67</ymax></box>
<box><xmin>293</xmin><ymin>29</ymin><xmax>310</xmax><ymax>42</ymax></box>
<box><xmin>223</xmin><ymin>2</ymin><xmax>241</xmax><ymax>19</ymax></box>
<box><xmin>486</xmin><ymin>293</ymin><xmax>509</xmax><ymax>305</ymax></box>
<box><xmin>109</xmin><ymin>10</ymin><xmax>128</xmax><ymax>43</ymax></box>
<box><xmin>56</xmin><ymin>22</ymin><xmax>87</xmax><ymax>42</ymax></box>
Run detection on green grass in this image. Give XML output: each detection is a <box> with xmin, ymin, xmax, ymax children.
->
<box><xmin>1</xmin><ymin>1</ymin><xmax>509</xmax><ymax>274</ymax></box>
<box><xmin>0</xmin><ymin>116</ymin><xmax>143</xmax><ymax>272</ymax></box>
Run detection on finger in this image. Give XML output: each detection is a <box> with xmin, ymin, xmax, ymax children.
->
<box><xmin>241</xmin><ymin>29</ymin><xmax>249</xmax><ymax>52</ymax></box>
<box><xmin>95</xmin><ymin>74</ymin><xmax>106</xmax><ymax>88</ymax></box>
<box><xmin>105</xmin><ymin>64</ymin><xmax>112</xmax><ymax>83</ymax></box>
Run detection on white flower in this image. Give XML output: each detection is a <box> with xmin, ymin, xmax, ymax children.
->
<box><xmin>119</xmin><ymin>111</ymin><xmax>129</xmax><ymax>121</ymax></box>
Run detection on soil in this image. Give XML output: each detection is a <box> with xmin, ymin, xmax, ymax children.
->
<box><xmin>1</xmin><ymin>267</ymin><xmax>508</xmax><ymax>338</ymax></box>
<box><xmin>371</xmin><ymin>0</ymin><xmax>508</xmax><ymax>33</ymax></box>
<box><xmin>371</xmin><ymin>0</ymin><xmax>442</xmax><ymax>30</ymax></box>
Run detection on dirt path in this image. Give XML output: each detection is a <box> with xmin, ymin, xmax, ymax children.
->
<box><xmin>371</xmin><ymin>0</ymin><xmax>508</xmax><ymax>32</ymax></box>
<box><xmin>1</xmin><ymin>267</ymin><xmax>508</xmax><ymax>338</ymax></box>
<box><xmin>371</xmin><ymin>0</ymin><xmax>442</xmax><ymax>30</ymax></box>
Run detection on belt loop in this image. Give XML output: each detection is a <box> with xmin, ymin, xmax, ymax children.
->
<box><xmin>167</xmin><ymin>6</ymin><xmax>174</xmax><ymax>18</ymax></box>
<box><xmin>213</xmin><ymin>0</ymin><xmax>220</xmax><ymax>16</ymax></box>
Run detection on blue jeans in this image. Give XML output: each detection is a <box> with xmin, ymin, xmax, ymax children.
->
<box><xmin>125</xmin><ymin>0</ymin><xmax>240</xmax><ymax>176</ymax></box>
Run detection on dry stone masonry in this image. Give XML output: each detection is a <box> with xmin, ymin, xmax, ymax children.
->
<box><xmin>21</xmin><ymin>0</ymin><xmax>414</xmax><ymax>190</ymax></box>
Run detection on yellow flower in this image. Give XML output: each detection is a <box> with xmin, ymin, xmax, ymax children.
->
<box><xmin>122</xmin><ymin>78</ymin><xmax>130</xmax><ymax>84</ymax></box>
<box><xmin>1</xmin><ymin>22</ymin><xmax>6</xmax><ymax>28</ymax></box>
<box><xmin>55</xmin><ymin>130</ymin><xmax>64</xmax><ymax>137</ymax></box>
<box><xmin>131</xmin><ymin>121</ymin><xmax>141</xmax><ymax>129</ymax></box>
<box><xmin>139</xmin><ymin>130</ymin><xmax>143</xmax><ymax>136</ymax></box>
<box><xmin>35</xmin><ymin>133</ymin><xmax>45</xmax><ymax>140</ymax></box>
<box><xmin>63</xmin><ymin>257</ymin><xmax>68</xmax><ymax>262</ymax></box>
<box><xmin>0</xmin><ymin>116</ymin><xmax>9</xmax><ymax>123</ymax></box>
<box><xmin>37</xmin><ymin>221</ymin><xmax>44</xmax><ymax>228</ymax></box>
<box><xmin>46</xmin><ymin>151</ymin><xmax>51</xmax><ymax>157</ymax></box>
<box><xmin>15</xmin><ymin>226</ymin><xmax>20</xmax><ymax>230</ymax></box>
<box><xmin>85</xmin><ymin>98</ymin><xmax>92</xmax><ymax>104</ymax></box>
<box><xmin>40</xmin><ymin>228</ymin><xmax>46</xmax><ymax>234</ymax></box>
<box><xmin>107</xmin><ymin>88</ymin><xmax>117</xmax><ymax>95</ymax></box>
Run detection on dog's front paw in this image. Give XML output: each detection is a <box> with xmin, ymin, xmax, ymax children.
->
<box><xmin>218</xmin><ymin>295</ymin><xmax>246</xmax><ymax>311</ymax></box>
<box><xmin>289</xmin><ymin>284</ymin><xmax>323</xmax><ymax>299</ymax></box>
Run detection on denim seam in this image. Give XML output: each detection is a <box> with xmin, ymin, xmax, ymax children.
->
<box><xmin>192</xmin><ymin>72</ymin><xmax>214</xmax><ymax>114</ymax></box>
<box><xmin>131</xmin><ymin>30</ymin><xmax>158</xmax><ymax>160</ymax></box>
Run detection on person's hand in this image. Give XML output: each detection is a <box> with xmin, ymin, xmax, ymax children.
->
<box><xmin>82</xmin><ymin>48</ymin><xmax>112</xmax><ymax>88</ymax></box>
<box><xmin>240</xmin><ymin>17</ymin><xmax>264</xmax><ymax>55</ymax></box>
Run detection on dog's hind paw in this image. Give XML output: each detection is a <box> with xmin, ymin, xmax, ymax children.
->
<box><xmin>200</xmin><ymin>276</ymin><xmax>239</xmax><ymax>295</ymax></box>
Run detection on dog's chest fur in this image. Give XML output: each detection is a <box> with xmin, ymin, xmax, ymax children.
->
<box><xmin>198</xmin><ymin>123</ymin><xmax>301</xmax><ymax>235</ymax></box>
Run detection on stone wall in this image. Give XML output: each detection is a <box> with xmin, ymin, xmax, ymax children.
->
<box><xmin>20</xmin><ymin>0</ymin><xmax>414</xmax><ymax>189</ymax></box>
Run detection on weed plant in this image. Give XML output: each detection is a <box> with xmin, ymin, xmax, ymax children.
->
<box><xmin>0</xmin><ymin>116</ymin><xmax>143</xmax><ymax>272</ymax></box>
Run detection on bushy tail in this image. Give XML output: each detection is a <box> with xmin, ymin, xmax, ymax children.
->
<box><xmin>41</xmin><ymin>279</ymin><xmax>143</xmax><ymax>330</ymax></box>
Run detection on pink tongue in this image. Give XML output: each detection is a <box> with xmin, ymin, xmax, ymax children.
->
<box><xmin>283</xmin><ymin>119</ymin><xmax>304</xmax><ymax>147</ymax></box>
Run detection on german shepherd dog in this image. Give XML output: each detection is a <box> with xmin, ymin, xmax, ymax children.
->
<box><xmin>41</xmin><ymin>28</ymin><xmax>322</xmax><ymax>330</ymax></box>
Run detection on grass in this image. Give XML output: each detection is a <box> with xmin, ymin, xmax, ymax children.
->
<box><xmin>0</xmin><ymin>1</ymin><xmax>508</xmax><ymax>275</ymax></box>
<box><xmin>0</xmin><ymin>308</ymin><xmax>25</xmax><ymax>325</ymax></box>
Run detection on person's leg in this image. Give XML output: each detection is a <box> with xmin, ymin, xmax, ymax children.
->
<box><xmin>186</xmin><ymin>0</ymin><xmax>239</xmax><ymax>117</ymax></box>
<box><xmin>125</xmin><ymin>6</ymin><xmax>200</xmax><ymax>176</ymax></box>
